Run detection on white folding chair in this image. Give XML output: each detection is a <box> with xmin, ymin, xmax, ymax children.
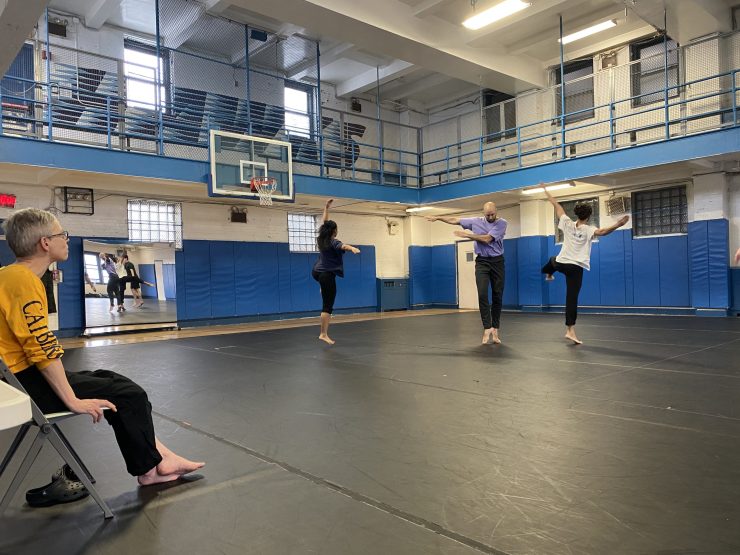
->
<box><xmin>0</xmin><ymin>361</ymin><xmax>114</xmax><ymax>518</ymax></box>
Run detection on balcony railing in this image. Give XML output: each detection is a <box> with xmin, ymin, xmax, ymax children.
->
<box><xmin>1</xmin><ymin>32</ymin><xmax>738</xmax><ymax>189</ymax></box>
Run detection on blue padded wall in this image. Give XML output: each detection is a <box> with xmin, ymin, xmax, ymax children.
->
<box><xmin>688</xmin><ymin>221</ymin><xmax>710</xmax><ymax>307</ymax></box>
<box><xmin>707</xmin><ymin>219</ymin><xmax>729</xmax><ymax>308</ymax></box>
<box><xmin>658</xmin><ymin>235</ymin><xmax>689</xmax><ymax>307</ymax></box>
<box><xmin>517</xmin><ymin>236</ymin><xmax>549</xmax><ymax>306</ymax></box>
<box><xmin>57</xmin><ymin>237</ymin><xmax>84</xmax><ymax>331</ymax></box>
<box><xmin>632</xmin><ymin>238</ymin><xmax>661</xmax><ymax>306</ymax></box>
<box><xmin>178</xmin><ymin>240</ymin><xmax>376</xmax><ymax>322</ymax></box>
<box><xmin>689</xmin><ymin>219</ymin><xmax>729</xmax><ymax>309</ymax></box>
<box><xmin>599</xmin><ymin>231</ymin><xmax>626</xmax><ymax>306</ymax></box>
<box><xmin>731</xmin><ymin>269</ymin><xmax>740</xmax><ymax>315</ymax></box>
<box><xmin>163</xmin><ymin>264</ymin><xmax>176</xmax><ymax>299</ymax></box>
<box><xmin>432</xmin><ymin>245</ymin><xmax>457</xmax><ymax>305</ymax></box>
<box><xmin>408</xmin><ymin>245</ymin><xmax>456</xmax><ymax>306</ymax></box>
<box><xmin>502</xmin><ymin>239</ymin><xmax>519</xmax><ymax>307</ymax></box>
<box><xmin>409</xmin><ymin>246</ymin><xmax>432</xmax><ymax>306</ymax></box>
<box><xmin>138</xmin><ymin>264</ymin><xmax>158</xmax><ymax>298</ymax></box>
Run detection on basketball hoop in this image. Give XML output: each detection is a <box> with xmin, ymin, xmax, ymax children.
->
<box><xmin>250</xmin><ymin>177</ymin><xmax>278</xmax><ymax>206</ymax></box>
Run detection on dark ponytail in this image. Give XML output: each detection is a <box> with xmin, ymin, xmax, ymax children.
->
<box><xmin>317</xmin><ymin>220</ymin><xmax>337</xmax><ymax>251</ymax></box>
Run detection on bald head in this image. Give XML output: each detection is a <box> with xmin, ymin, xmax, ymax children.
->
<box><xmin>483</xmin><ymin>202</ymin><xmax>497</xmax><ymax>222</ymax></box>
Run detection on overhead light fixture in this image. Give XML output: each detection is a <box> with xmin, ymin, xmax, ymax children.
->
<box><xmin>559</xmin><ymin>19</ymin><xmax>617</xmax><ymax>45</ymax></box>
<box><xmin>463</xmin><ymin>0</ymin><xmax>531</xmax><ymax>30</ymax></box>
<box><xmin>406</xmin><ymin>206</ymin><xmax>433</xmax><ymax>213</ymax></box>
<box><xmin>521</xmin><ymin>182</ymin><xmax>574</xmax><ymax>195</ymax></box>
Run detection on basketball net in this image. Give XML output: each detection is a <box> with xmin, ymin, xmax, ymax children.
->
<box><xmin>250</xmin><ymin>177</ymin><xmax>277</xmax><ymax>206</ymax></box>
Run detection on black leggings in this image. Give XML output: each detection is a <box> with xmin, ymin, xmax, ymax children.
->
<box><xmin>474</xmin><ymin>255</ymin><xmax>505</xmax><ymax>329</ymax></box>
<box><xmin>106</xmin><ymin>274</ymin><xmax>123</xmax><ymax>306</ymax></box>
<box><xmin>16</xmin><ymin>366</ymin><xmax>163</xmax><ymax>476</ymax></box>
<box><xmin>542</xmin><ymin>256</ymin><xmax>584</xmax><ymax>326</ymax></box>
<box><xmin>312</xmin><ymin>270</ymin><xmax>337</xmax><ymax>314</ymax></box>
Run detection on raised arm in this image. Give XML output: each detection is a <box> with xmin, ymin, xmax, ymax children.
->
<box><xmin>322</xmin><ymin>198</ymin><xmax>334</xmax><ymax>223</ymax></box>
<box><xmin>341</xmin><ymin>244</ymin><xmax>361</xmax><ymax>255</ymax></box>
<box><xmin>426</xmin><ymin>215</ymin><xmax>461</xmax><ymax>225</ymax></box>
<box><xmin>544</xmin><ymin>187</ymin><xmax>566</xmax><ymax>219</ymax></box>
<box><xmin>594</xmin><ymin>215</ymin><xmax>630</xmax><ymax>237</ymax></box>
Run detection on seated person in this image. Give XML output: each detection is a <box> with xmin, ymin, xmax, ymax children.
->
<box><xmin>0</xmin><ymin>209</ymin><xmax>204</xmax><ymax>505</ymax></box>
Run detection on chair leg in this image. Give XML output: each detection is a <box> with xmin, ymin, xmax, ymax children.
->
<box><xmin>0</xmin><ymin>424</ymin><xmax>31</xmax><ymax>481</ymax></box>
<box><xmin>47</xmin><ymin>429</ymin><xmax>114</xmax><ymax>519</ymax></box>
<box><xmin>0</xmin><ymin>431</ymin><xmax>45</xmax><ymax>516</ymax></box>
<box><xmin>52</xmin><ymin>424</ymin><xmax>96</xmax><ymax>484</ymax></box>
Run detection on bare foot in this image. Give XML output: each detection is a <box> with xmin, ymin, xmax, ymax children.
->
<box><xmin>545</xmin><ymin>274</ymin><xmax>555</xmax><ymax>281</ymax></box>
<box><xmin>138</xmin><ymin>452</ymin><xmax>205</xmax><ymax>486</ymax></box>
<box><xmin>565</xmin><ymin>332</ymin><xmax>583</xmax><ymax>345</ymax></box>
<box><xmin>481</xmin><ymin>330</ymin><xmax>492</xmax><ymax>344</ymax></box>
<box><xmin>318</xmin><ymin>334</ymin><xmax>335</xmax><ymax>345</ymax></box>
<box><xmin>491</xmin><ymin>329</ymin><xmax>502</xmax><ymax>344</ymax></box>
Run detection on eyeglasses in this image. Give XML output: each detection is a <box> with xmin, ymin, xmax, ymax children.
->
<box><xmin>45</xmin><ymin>231</ymin><xmax>69</xmax><ymax>241</ymax></box>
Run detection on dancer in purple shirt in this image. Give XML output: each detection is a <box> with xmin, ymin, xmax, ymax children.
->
<box><xmin>428</xmin><ymin>202</ymin><xmax>508</xmax><ymax>344</ymax></box>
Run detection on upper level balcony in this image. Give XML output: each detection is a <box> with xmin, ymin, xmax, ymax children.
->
<box><xmin>1</xmin><ymin>31</ymin><xmax>739</xmax><ymax>196</ymax></box>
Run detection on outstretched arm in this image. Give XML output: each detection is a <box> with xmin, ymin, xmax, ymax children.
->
<box><xmin>594</xmin><ymin>215</ymin><xmax>630</xmax><ymax>237</ymax></box>
<box><xmin>322</xmin><ymin>198</ymin><xmax>333</xmax><ymax>223</ymax></box>
<box><xmin>426</xmin><ymin>215</ymin><xmax>461</xmax><ymax>225</ymax></box>
<box><xmin>342</xmin><ymin>244</ymin><xmax>361</xmax><ymax>255</ymax></box>
<box><xmin>454</xmin><ymin>229</ymin><xmax>493</xmax><ymax>243</ymax></box>
<box><xmin>735</xmin><ymin>248</ymin><xmax>740</xmax><ymax>265</ymax></box>
<box><xmin>544</xmin><ymin>186</ymin><xmax>566</xmax><ymax>219</ymax></box>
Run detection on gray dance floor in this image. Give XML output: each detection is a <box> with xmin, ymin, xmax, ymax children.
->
<box><xmin>84</xmin><ymin>297</ymin><xmax>177</xmax><ymax>328</ymax></box>
<box><xmin>1</xmin><ymin>312</ymin><xmax>739</xmax><ymax>555</ymax></box>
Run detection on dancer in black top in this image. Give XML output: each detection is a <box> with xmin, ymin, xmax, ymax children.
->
<box><xmin>312</xmin><ymin>199</ymin><xmax>360</xmax><ymax>345</ymax></box>
<box><xmin>99</xmin><ymin>253</ymin><xmax>124</xmax><ymax>312</ymax></box>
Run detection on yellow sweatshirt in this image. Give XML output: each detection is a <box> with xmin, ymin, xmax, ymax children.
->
<box><xmin>0</xmin><ymin>264</ymin><xmax>64</xmax><ymax>373</ymax></box>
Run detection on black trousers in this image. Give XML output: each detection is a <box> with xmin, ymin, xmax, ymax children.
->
<box><xmin>542</xmin><ymin>256</ymin><xmax>584</xmax><ymax>326</ymax></box>
<box><xmin>312</xmin><ymin>270</ymin><xmax>337</xmax><ymax>314</ymax></box>
<box><xmin>474</xmin><ymin>255</ymin><xmax>505</xmax><ymax>329</ymax></box>
<box><xmin>106</xmin><ymin>274</ymin><xmax>123</xmax><ymax>306</ymax></box>
<box><xmin>16</xmin><ymin>366</ymin><xmax>163</xmax><ymax>476</ymax></box>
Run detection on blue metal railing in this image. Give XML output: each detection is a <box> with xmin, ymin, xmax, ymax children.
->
<box><xmin>1</xmin><ymin>65</ymin><xmax>738</xmax><ymax>188</ymax></box>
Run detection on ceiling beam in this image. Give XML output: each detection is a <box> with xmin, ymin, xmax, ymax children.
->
<box><xmin>413</xmin><ymin>0</ymin><xmax>449</xmax><ymax>18</ymax></box>
<box><xmin>382</xmin><ymin>72</ymin><xmax>451</xmax><ymax>101</ymax></box>
<box><xmin>221</xmin><ymin>0</ymin><xmax>547</xmax><ymax>93</ymax></box>
<box><xmin>85</xmin><ymin>0</ymin><xmax>122</xmax><ymax>30</ymax></box>
<box><xmin>230</xmin><ymin>23</ymin><xmax>302</xmax><ymax>65</ymax></box>
<box><xmin>161</xmin><ymin>1</ymin><xmax>206</xmax><ymax>49</ymax></box>
<box><xmin>287</xmin><ymin>41</ymin><xmax>355</xmax><ymax>80</ymax></box>
<box><xmin>336</xmin><ymin>59</ymin><xmax>417</xmax><ymax>97</ymax></box>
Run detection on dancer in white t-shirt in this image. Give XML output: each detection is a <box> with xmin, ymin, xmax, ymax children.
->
<box><xmin>541</xmin><ymin>187</ymin><xmax>629</xmax><ymax>344</ymax></box>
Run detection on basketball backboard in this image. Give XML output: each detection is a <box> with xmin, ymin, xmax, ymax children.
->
<box><xmin>208</xmin><ymin>130</ymin><xmax>294</xmax><ymax>202</ymax></box>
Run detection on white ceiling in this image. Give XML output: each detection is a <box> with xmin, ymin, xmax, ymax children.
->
<box><xmin>43</xmin><ymin>0</ymin><xmax>737</xmax><ymax>110</ymax></box>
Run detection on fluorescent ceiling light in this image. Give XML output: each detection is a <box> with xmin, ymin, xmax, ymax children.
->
<box><xmin>406</xmin><ymin>206</ymin><xmax>433</xmax><ymax>213</ymax></box>
<box><xmin>559</xmin><ymin>20</ymin><xmax>617</xmax><ymax>45</ymax></box>
<box><xmin>463</xmin><ymin>0</ymin><xmax>531</xmax><ymax>30</ymax></box>
<box><xmin>521</xmin><ymin>183</ymin><xmax>574</xmax><ymax>195</ymax></box>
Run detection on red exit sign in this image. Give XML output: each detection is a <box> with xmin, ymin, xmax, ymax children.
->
<box><xmin>0</xmin><ymin>194</ymin><xmax>16</xmax><ymax>208</ymax></box>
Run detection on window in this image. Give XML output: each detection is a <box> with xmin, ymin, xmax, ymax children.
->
<box><xmin>632</xmin><ymin>185</ymin><xmax>687</xmax><ymax>237</ymax></box>
<box><xmin>554</xmin><ymin>197</ymin><xmax>600</xmax><ymax>243</ymax></box>
<box><xmin>128</xmin><ymin>200</ymin><xmax>182</xmax><ymax>248</ymax></box>
<box><xmin>630</xmin><ymin>36</ymin><xmax>679</xmax><ymax>107</ymax></box>
<box><xmin>554</xmin><ymin>59</ymin><xmax>594</xmax><ymax>124</ymax></box>
<box><xmin>483</xmin><ymin>90</ymin><xmax>516</xmax><ymax>142</ymax></box>
<box><xmin>84</xmin><ymin>252</ymin><xmax>107</xmax><ymax>284</ymax></box>
<box><xmin>124</xmin><ymin>39</ymin><xmax>168</xmax><ymax>110</ymax></box>
<box><xmin>288</xmin><ymin>213</ymin><xmax>318</xmax><ymax>252</ymax></box>
<box><xmin>284</xmin><ymin>83</ymin><xmax>312</xmax><ymax>138</ymax></box>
